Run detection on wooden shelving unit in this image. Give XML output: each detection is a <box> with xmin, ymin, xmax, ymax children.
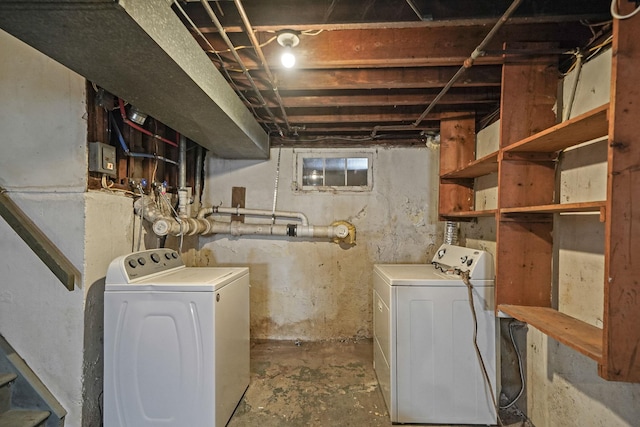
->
<box><xmin>437</xmin><ymin>22</ymin><xmax>640</xmax><ymax>383</ymax></box>
<box><xmin>498</xmin><ymin>305</ymin><xmax>603</xmax><ymax>361</ymax></box>
<box><xmin>440</xmin><ymin>152</ymin><xmax>498</xmax><ymax>179</ymax></box>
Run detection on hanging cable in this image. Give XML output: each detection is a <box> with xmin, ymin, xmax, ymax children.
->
<box><xmin>500</xmin><ymin>320</ymin><xmax>527</xmax><ymax>410</ymax></box>
<box><xmin>610</xmin><ymin>0</ymin><xmax>640</xmax><ymax>19</ymax></box>
<box><xmin>460</xmin><ymin>270</ymin><xmax>504</xmax><ymax>427</ymax></box>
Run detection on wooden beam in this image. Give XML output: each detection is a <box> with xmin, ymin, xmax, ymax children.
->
<box><xmin>234</xmin><ymin>66</ymin><xmax>502</xmax><ymax>91</ymax></box>
<box><xmin>0</xmin><ymin>190</ymin><xmax>79</xmax><ymax>291</ymax></box>
<box><xmin>181</xmin><ymin>1</ymin><xmax>608</xmax><ymax>32</ymax></box>
<box><xmin>601</xmin><ymin>6</ymin><xmax>640</xmax><ymax>382</ymax></box>
<box><xmin>199</xmin><ymin>24</ymin><xmax>590</xmax><ymax>70</ymax></box>
<box><xmin>269</xmin><ymin>91</ymin><xmax>500</xmax><ymax>108</ymax></box>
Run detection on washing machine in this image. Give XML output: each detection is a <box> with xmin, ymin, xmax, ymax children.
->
<box><xmin>373</xmin><ymin>244</ymin><xmax>497</xmax><ymax>425</ymax></box>
<box><xmin>104</xmin><ymin>248</ymin><xmax>249</xmax><ymax>427</ymax></box>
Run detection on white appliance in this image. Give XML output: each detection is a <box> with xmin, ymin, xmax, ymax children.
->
<box><xmin>373</xmin><ymin>244</ymin><xmax>497</xmax><ymax>425</ymax></box>
<box><xmin>104</xmin><ymin>248</ymin><xmax>250</xmax><ymax>427</ymax></box>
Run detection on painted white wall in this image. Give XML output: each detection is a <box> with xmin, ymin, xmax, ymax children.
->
<box><xmin>200</xmin><ymin>146</ymin><xmax>441</xmax><ymax>340</ymax></box>
<box><xmin>0</xmin><ymin>30</ymin><xmax>144</xmax><ymax>427</ymax></box>
<box><xmin>0</xmin><ymin>29</ymin><xmax>88</xmax><ymax>425</ymax></box>
<box><xmin>464</xmin><ymin>48</ymin><xmax>640</xmax><ymax>426</ymax></box>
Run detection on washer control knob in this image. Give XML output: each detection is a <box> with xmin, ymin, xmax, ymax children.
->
<box><xmin>164</xmin><ymin>253</ymin><xmax>172</xmax><ymax>260</ymax></box>
<box><xmin>460</xmin><ymin>256</ymin><xmax>468</xmax><ymax>263</ymax></box>
<box><xmin>437</xmin><ymin>249</ymin><xmax>446</xmax><ymax>259</ymax></box>
<box><xmin>467</xmin><ymin>258</ymin><xmax>473</xmax><ymax>267</ymax></box>
<box><xmin>171</xmin><ymin>252</ymin><xmax>179</xmax><ymax>259</ymax></box>
<box><xmin>128</xmin><ymin>259</ymin><xmax>137</xmax><ymax>268</ymax></box>
<box><xmin>150</xmin><ymin>253</ymin><xmax>160</xmax><ymax>263</ymax></box>
<box><xmin>137</xmin><ymin>257</ymin><xmax>146</xmax><ymax>266</ymax></box>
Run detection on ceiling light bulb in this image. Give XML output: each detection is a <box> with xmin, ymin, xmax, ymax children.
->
<box><xmin>281</xmin><ymin>47</ymin><xmax>296</xmax><ymax>68</ymax></box>
<box><xmin>277</xmin><ymin>31</ymin><xmax>300</xmax><ymax>69</ymax></box>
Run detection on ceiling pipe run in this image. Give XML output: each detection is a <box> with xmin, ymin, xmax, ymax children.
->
<box><xmin>371</xmin><ymin>0</ymin><xmax>524</xmax><ymax>137</ymax></box>
<box><xmin>200</xmin><ymin>0</ymin><xmax>285</xmax><ymax>137</ymax></box>
<box><xmin>233</xmin><ymin>0</ymin><xmax>292</xmax><ymax>133</ymax></box>
<box><xmin>0</xmin><ymin>0</ymin><xmax>269</xmax><ymax>159</ymax></box>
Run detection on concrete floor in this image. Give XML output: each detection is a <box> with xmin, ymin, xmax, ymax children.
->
<box><xmin>228</xmin><ymin>339</ymin><xmax>531</xmax><ymax>427</ymax></box>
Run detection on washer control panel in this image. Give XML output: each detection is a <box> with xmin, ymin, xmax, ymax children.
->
<box><xmin>431</xmin><ymin>244</ymin><xmax>494</xmax><ymax>280</ymax></box>
<box><xmin>107</xmin><ymin>249</ymin><xmax>184</xmax><ymax>283</ymax></box>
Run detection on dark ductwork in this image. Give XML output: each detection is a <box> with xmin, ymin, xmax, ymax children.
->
<box><xmin>0</xmin><ymin>0</ymin><xmax>270</xmax><ymax>159</ymax></box>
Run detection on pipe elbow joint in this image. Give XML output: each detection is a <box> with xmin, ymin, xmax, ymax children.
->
<box><xmin>331</xmin><ymin>221</ymin><xmax>356</xmax><ymax>245</ymax></box>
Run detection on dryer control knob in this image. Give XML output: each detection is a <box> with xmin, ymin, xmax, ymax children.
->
<box><xmin>150</xmin><ymin>253</ymin><xmax>160</xmax><ymax>263</ymax></box>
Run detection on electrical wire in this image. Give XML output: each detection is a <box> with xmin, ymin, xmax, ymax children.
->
<box><xmin>136</xmin><ymin>185</ymin><xmax>145</xmax><ymax>251</ymax></box>
<box><xmin>100</xmin><ymin>175</ymin><xmax>137</xmax><ymax>196</ymax></box>
<box><xmin>159</xmin><ymin>191</ymin><xmax>185</xmax><ymax>253</ymax></box>
<box><xmin>460</xmin><ymin>270</ymin><xmax>504</xmax><ymax>427</ymax></box>
<box><xmin>500</xmin><ymin>320</ymin><xmax>526</xmax><ymax>410</ymax></box>
<box><xmin>610</xmin><ymin>0</ymin><xmax>640</xmax><ymax>19</ymax></box>
<box><xmin>109</xmin><ymin>112</ymin><xmax>179</xmax><ymax>166</ymax></box>
<box><xmin>117</xmin><ymin>98</ymin><xmax>178</xmax><ymax>147</ymax></box>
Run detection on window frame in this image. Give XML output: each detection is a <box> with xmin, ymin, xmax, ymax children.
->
<box><xmin>293</xmin><ymin>149</ymin><xmax>374</xmax><ymax>193</ymax></box>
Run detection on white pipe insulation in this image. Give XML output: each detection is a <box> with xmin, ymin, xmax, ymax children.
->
<box><xmin>134</xmin><ymin>196</ymin><xmax>355</xmax><ymax>244</ymax></box>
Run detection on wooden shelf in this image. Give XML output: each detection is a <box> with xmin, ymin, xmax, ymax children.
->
<box><xmin>440</xmin><ymin>209</ymin><xmax>497</xmax><ymax>219</ymax></box>
<box><xmin>501</xmin><ymin>201</ymin><xmax>606</xmax><ymax>215</ymax></box>
<box><xmin>441</xmin><ymin>151</ymin><xmax>498</xmax><ymax>179</ymax></box>
<box><xmin>499</xmin><ymin>304</ymin><xmax>603</xmax><ymax>362</ymax></box>
<box><xmin>504</xmin><ymin>104</ymin><xmax>609</xmax><ymax>153</ymax></box>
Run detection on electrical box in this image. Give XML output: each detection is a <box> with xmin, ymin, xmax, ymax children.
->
<box><xmin>89</xmin><ymin>142</ymin><xmax>117</xmax><ymax>176</ymax></box>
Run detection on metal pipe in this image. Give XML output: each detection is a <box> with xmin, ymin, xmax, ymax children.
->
<box><xmin>371</xmin><ymin>0</ymin><xmax>524</xmax><ymax>137</ymax></box>
<box><xmin>405</xmin><ymin>0</ymin><xmax>426</xmax><ymax>21</ymax></box>
<box><xmin>194</xmin><ymin>145</ymin><xmax>203</xmax><ymax>210</ymax></box>
<box><xmin>197</xmin><ymin>206</ymin><xmax>309</xmax><ymax>226</ymax></box>
<box><xmin>178</xmin><ymin>134</ymin><xmax>188</xmax><ymax>217</ymax></box>
<box><xmin>178</xmin><ymin>134</ymin><xmax>187</xmax><ymax>190</ymax></box>
<box><xmin>200</xmin><ymin>0</ymin><xmax>285</xmax><ymax>136</ymax></box>
<box><xmin>233</xmin><ymin>0</ymin><xmax>292</xmax><ymax>133</ymax></box>
<box><xmin>564</xmin><ymin>50</ymin><xmax>584</xmax><ymax>121</ymax></box>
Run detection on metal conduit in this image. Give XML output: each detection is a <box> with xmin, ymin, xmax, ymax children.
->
<box><xmin>200</xmin><ymin>0</ymin><xmax>285</xmax><ymax>137</ymax></box>
<box><xmin>234</xmin><ymin>0</ymin><xmax>292</xmax><ymax>133</ymax></box>
<box><xmin>371</xmin><ymin>0</ymin><xmax>524</xmax><ymax>137</ymax></box>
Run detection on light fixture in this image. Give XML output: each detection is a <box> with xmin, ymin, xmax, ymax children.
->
<box><xmin>127</xmin><ymin>105</ymin><xmax>148</xmax><ymax>125</ymax></box>
<box><xmin>277</xmin><ymin>31</ymin><xmax>300</xmax><ymax>69</ymax></box>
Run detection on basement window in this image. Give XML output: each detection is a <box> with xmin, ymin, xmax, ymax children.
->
<box><xmin>295</xmin><ymin>151</ymin><xmax>373</xmax><ymax>192</ymax></box>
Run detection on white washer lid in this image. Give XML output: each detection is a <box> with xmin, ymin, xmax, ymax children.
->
<box><xmin>374</xmin><ymin>264</ymin><xmax>493</xmax><ymax>287</ymax></box>
<box><xmin>105</xmin><ymin>267</ymin><xmax>248</xmax><ymax>292</ymax></box>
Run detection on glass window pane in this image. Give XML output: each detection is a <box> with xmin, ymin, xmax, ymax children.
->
<box><xmin>302</xmin><ymin>158</ymin><xmax>324</xmax><ymax>186</ymax></box>
<box><xmin>347</xmin><ymin>158</ymin><xmax>368</xmax><ymax>186</ymax></box>
<box><xmin>325</xmin><ymin>158</ymin><xmax>346</xmax><ymax>186</ymax></box>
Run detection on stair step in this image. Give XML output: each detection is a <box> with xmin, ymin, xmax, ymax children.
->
<box><xmin>0</xmin><ymin>373</ymin><xmax>17</xmax><ymax>388</ymax></box>
<box><xmin>0</xmin><ymin>409</ymin><xmax>50</xmax><ymax>427</ymax></box>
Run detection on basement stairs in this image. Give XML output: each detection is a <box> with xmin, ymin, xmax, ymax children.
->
<box><xmin>0</xmin><ymin>336</ymin><xmax>65</xmax><ymax>427</ymax></box>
